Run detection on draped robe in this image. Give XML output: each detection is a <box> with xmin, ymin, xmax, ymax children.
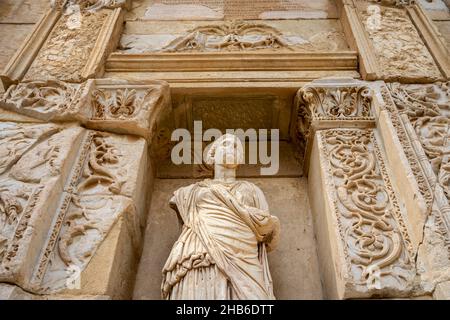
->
<box><xmin>161</xmin><ymin>179</ymin><xmax>279</xmax><ymax>300</ymax></box>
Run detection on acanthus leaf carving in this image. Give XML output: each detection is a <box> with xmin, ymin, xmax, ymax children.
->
<box><xmin>295</xmin><ymin>80</ymin><xmax>374</xmax><ymax>167</ymax></box>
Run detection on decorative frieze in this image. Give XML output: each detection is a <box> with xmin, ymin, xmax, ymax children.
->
<box><xmin>387</xmin><ymin>82</ymin><xmax>449</xmax><ymax>177</ymax></box>
<box><xmin>312</xmin><ymin>128</ymin><xmax>415</xmax><ymax>298</ymax></box>
<box><xmin>87</xmin><ymin>79</ymin><xmax>171</xmax><ymax>139</ymax></box>
<box><xmin>52</xmin><ymin>0</ymin><xmax>129</xmax><ymax>12</ymax></box>
<box><xmin>0</xmin><ymin>123</ymin><xmax>85</xmax><ymax>287</ymax></box>
<box><xmin>0</xmin><ymin>79</ymin><xmax>171</xmax><ymax>140</ymax></box>
<box><xmin>384</xmin><ymin>82</ymin><xmax>450</xmax><ymax>258</ymax></box>
<box><xmin>366</xmin><ymin>0</ymin><xmax>416</xmax><ymax>7</ymax></box>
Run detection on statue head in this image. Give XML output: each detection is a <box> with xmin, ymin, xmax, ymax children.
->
<box><xmin>205</xmin><ymin>134</ymin><xmax>244</xmax><ymax>169</ymax></box>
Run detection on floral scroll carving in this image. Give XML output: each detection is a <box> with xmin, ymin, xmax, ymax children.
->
<box><xmin>76</xmin><ymin>132</ymin><xmax>125</xmax><ymax>195</ymax></box>
<box><xmin>320</xmin><ymin>129</ymin><xmax>414</xmax><ymax>293</ymax></box>
<box><xmin>387</xmin><ymin>82</ymin><xmax>449</xmax><ymax>177</ymax></box>
<box><xmin>385</xmin><ymin>82</ymin><xmax>450</xmax><ymax>263</ymax></box>
<box><xmin>295</xmin><ymin>81</ymin><xmax>374</xmax><ymax>166</ymax></box>
<box><xmin>161</xmin><ymin>21</ymin><xmax>291</xmax><ymax>52</ymax></box>
<box><xmin>0</xmin><ymin>81</ymin><xmax>84</xmax><ymax>121</ymax></box>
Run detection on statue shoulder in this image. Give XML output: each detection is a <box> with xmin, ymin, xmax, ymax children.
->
<box><xmin>238</xmin><ymin>180</ymin><xmax>263</xmax><ymax>194</ymax></box>
<box><xmin>173</xmin><ymin>181</ymin><xmax>201</xmax><ymax>198</ymax></box>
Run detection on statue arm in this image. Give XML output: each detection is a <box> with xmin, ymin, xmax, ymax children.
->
<box><xmin>264</xmin><ymin>216</ymin><xmax>280</xmax><ymax>252</ymax></box>
<box><xmin>169</xmin><ymin>195</ymin><xmax>184</xmax><ymax>230</ymax></box>
<box><xmin>251</xmin><ymin>184</ymin><xmax>281</xmax><ymax>251</ymax></box>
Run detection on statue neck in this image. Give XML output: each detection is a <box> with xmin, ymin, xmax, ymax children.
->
<box><xmin>213</xmin><ymin>164</ymin><xmax>237</xmax><ymax>183</ymax></box>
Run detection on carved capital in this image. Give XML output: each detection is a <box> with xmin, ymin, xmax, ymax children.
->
<box><xmin>295</xmin><ymin>78</ymin><xmax>375</xmax><ymax>172</ymax></box>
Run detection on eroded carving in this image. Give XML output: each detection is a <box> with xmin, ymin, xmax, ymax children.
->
<box><xmin>24</xmin><ymin>10</ymin><xmax>108</xmax><ymax>82</ymax></box>
<box><xmin>162</xmin><ymin>21</ymin><xmax>291</xmax><ymax>52</ymax></box>
<box><xmin>360</xmin><ymin>5</ymin><xmax>441</xmax><ymax>81</ymax></box>
<box><xmin>52</xmin><ymin>0</ymin><xmax>127</xmax><ymax>11</ymax></box>
<box><xmin>367</xmin><ymin>0</ymin><xmax>415</xmax><ymax>6</ymax></box>
<box><xmin>2</xmin><ymin>80</ymin><xmax>76</xmax><ymax>112</ymax></box>
<box><xmin>387</xmin><ymin>82</ymin><xmax>449</xmax><ymax>176</ymax></box>
<box><xmin>154</xmin><ymin>20</ymin><xmax>347</xmax><ymax>53</ymax></box>
<box><xmin>39</xmin><ymin>194</ymin><xmax>134</xmax><ymax>292</ymax></box>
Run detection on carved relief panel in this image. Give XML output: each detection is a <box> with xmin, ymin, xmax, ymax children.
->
<box><xmin>0</xmin><ymin>121</ymin><xmax>147</xmax><ymax>295</ymax></box>
<box><xmin>0</xmin><ymin>79</ymin><xmax>171</xmax><ymax>140</ymax></box>
<box><xmin>310</xmin><ymin>128</ymin><xmax>415</xmax><ymax>298</ymax></box>
<box><xmin>295</xmin><ymin>78</ymin><xmax>375</xmax><ymax>171</ymax></box>
<box><xmin>382</xmin><ymin>82</ymin><xmax>450</xmax><ymax>288</ymax></box>
<box><xmin>356</xmin><ymin>1</ymin><xmax>443</xmax><ymax>82</ymax></box>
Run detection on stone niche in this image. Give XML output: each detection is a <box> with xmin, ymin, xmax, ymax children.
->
<box><xmin>134</xmin><ymin>86</ymin><xmax>325</xmax><ymax>299</ymax></box>
<box><xmin>156</xmin><ymin>87</ymin><xmax>303</xmax><ymax>179</ymax></box>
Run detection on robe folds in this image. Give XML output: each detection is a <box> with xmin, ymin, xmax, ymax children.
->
<box><xmin>161</xmin><ymin>179</ymin><xmax>280</xmax><ymax>300</ymax></box>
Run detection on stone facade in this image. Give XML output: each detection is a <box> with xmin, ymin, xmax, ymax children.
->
<box><xmin>0</xmin><ymin>0</ymin><xmax>449</xmax><ymax>300</ymax></box>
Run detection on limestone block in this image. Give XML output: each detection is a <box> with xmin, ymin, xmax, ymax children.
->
<box><xmin>309</xmin><ymin>128</ymin><xmax>415</xmax><ymax>299</ymax></box>
<box><xmin>23</xmin><ymin>10</ymin><xmax>110</xmax><ymax>82</ymax></box>
<box><xmin>68</xmin><ymin>214</ymin><xmax>141</xmax><ymax>299</ymax></box>
<box><xmin>357</xmin><ymin>3</ymin><xmax>443</xmax><ymax>82</ymax></box>
<box><xmin>84</xmin><ymin>79</ymin><xmax>171</xmax><ymax>140</ymax></box>
<box><xmin>127</xmin><ymin>0</ymin><xmax>338</xmax><ymax>21</ymax></box>
<box><xmin>0</xmin><ymin>24</ymin><xmax>35</xmax><ymax>71</ymax></box>
<box><xmin>434</xmin><ymin>281</ymin><xmax>450</xmax><ymax>299</ymax></box>
<box><xmin>0</xmin><ymin>123</ymin><xmax>86</xmax><ymax>289</ymax></box>
<box><xmin>0</xmin><ymin>79</ymin><xmax>171</xmax><ymax>140</ymax></box>
<box><xmin>0</xmin><ymin>108</ymin><xmax>45</xmax><ymax>123</ymax></box>
<box><xmin>0</xmin><ymin>283</ymin><xmax>111</xmax><ymax>300</ymax></box>
<box><xmin>36</xmin><ymin>195</ymin><xmax>138</xmax><ymax>295</ymax></box>
<box><xmin>0</xmin><ymin>80</ymin><xmax>92</xmax><ymax>122</ymax></box>
<box><xmin>0</xmin><ymin>0</ymin><xmax>51</xmax><ymax>24</ymax></box>
<box><xmin>0</xmin><ymin>121</ymin><xmax>149</xmax><ymax>297</ymax></box>
<box><xmin>0</xmin><ymin>283</ymin><xmax>36</xmax><ymax>300</ymax></box>
<box><xmin>64</xmin><ymin>130</ymin><xmax>149</xmax><ymax>225</ymax></box>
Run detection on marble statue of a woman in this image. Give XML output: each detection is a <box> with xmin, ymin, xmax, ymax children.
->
<box><xmin>161</xmin><ymin>134</ymin><xmax>280</xmax><ymax>300</ymax></box>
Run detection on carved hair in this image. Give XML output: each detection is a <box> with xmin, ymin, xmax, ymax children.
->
<box><xmin>204</xmin><ymin>134</ymin><xmax>244</xmax><ymax>166</ymax></box>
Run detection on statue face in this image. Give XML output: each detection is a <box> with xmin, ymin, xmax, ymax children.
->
<box><xmin>214</xmin><ymin>135</ymin><xmax>241</xmax><ymax>169</ymax></box>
